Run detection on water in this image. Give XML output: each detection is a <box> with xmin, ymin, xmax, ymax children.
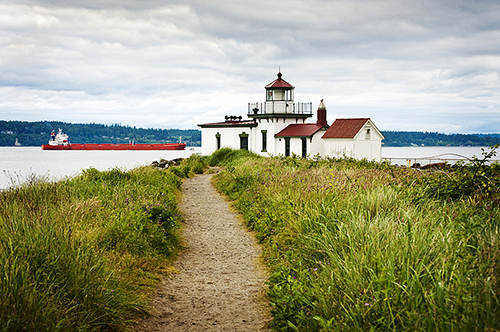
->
<box><xmin>1</xmin><ymin>146</ymin><xmax>498</xmax><ymax>190</ymax></box>
<box><xmin>1</xmin><ymin>146</ymin><xmax>201</xmax><ymax>190</ymax></box>
<box><xmin>381</xmin><ymin>146</ymin><xmax>499</xmax><ymax>166</ymax></box>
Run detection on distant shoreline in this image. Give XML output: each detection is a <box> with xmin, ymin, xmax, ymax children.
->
<box><xmin>1</xmin><ymin>120</ymin><xmax>499</xmax><ymax>147</ymax></box>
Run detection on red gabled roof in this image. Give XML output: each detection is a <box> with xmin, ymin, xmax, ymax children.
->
<box><xmin>265</xmin><ymin>72</ymin><xmax>294</xmax><ymax>89</ymax></box>
<box><xmin>321</xmin><ymin>118</ymin><xmax>370</xmax><ymax>139</ymax></box>
<box><xmin>275</xmin><ymin>123</ymin><xmax>326</xmax><ymax>137</ymax></box>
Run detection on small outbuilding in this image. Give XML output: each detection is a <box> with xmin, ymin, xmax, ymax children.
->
<box><xmin>322</xmin><ymin>118</ymin><xmax>384</xmax><ymax>160</ymax></box>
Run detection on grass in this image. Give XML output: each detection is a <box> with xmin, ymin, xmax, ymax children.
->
<box><xmin>211</xmin><ymin>150</ymin><xmax>500</xmax><ymax>331</ymax></box>
<box><xmin>4</xmin><ymin>147</ymin><xmax>498</xmax><ymax>331</ymax></box>
<box><xmin>0</xmin><ymin>164</ymin><xmax>197</xmax><ymax>331</ymax></box>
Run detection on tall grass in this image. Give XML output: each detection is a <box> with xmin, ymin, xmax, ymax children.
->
<box><xmin>0</xmin><ymin>165</ymin><xmax>189</xmax><ymax>331</ymax></box>
<box><xmin>213</xmin><ymin>152</ymin><xmax>500</xmax><ymax>331</ymax></box>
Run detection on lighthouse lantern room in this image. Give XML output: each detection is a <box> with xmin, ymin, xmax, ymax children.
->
<box><xmin>248</xmin><ymin>72</ymin><xmax>312</xmax><ymax>117</ymax></box>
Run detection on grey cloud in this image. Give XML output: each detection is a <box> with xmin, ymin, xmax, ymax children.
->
<box><xmin>0</xmin><ymin>0</ymin><xmax>499</xmax><ymax>133</ymax></box>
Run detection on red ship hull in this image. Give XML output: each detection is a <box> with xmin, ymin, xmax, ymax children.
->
<box><xmin>42</xmin><ymin>143</ymin><xmax>186</xmax><ymax>150</ymax></box>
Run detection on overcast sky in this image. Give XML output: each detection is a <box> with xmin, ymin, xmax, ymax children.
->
<box><xmin>1</xmin><ymin>0</ymin><xmax>499</xmax><ymax>133</ymax></box>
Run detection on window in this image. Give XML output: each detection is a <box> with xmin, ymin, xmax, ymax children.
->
<box><xmin>216</xmin><ymin>132</ymin><xmax>221</xmax><ymax>150</ymax></box>
<box><xmin>261</xmin><ymin>130</ymin><xmax>267</xmax><ymax>152</ymax></box>
<box><xmin>365</xmin><ymin>128</ymin><xmax>371</xmax><ymax>140</ymax></box>
<box><xmin>239</xmin><ymin>132</ymin><xmax>249</xmax><ymax>150</ymax></box>
<box><xmin>274</xmin><ymin>89</ymin><xmax>284</xmax><ymax>100</ymax></box>
<box><xmin>267</xmin><ymin>90</ymin><xmax>273</xmax><ymax>101</ymax></box>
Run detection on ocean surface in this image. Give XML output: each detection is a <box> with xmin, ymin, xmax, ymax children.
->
<box><xmin>1</xmin><ymin>146</ymin><xmax>498</xmax><ymax>190</ymax></box>
<box><xmin>0</xmin><ymin>146</ymin><xmax>201</xmax><ymax>190</ymax></box>
<box><xmin>381</xmin><ymin>146</ymin><xmax>499</xmax><ymax>166</ymax></box>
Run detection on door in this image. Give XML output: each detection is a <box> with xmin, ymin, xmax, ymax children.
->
<box><xmin>301</xmin><ymin>137</ymin><xmax>307</xmax><ymax>158</ymax></box>
<box><xmin>240</xmin><ymin>136</ymin><xmax>248</xmax><ymax>150</ymax></box>
<box><xmin>285</xmin><ymin>137</ymin><xmax>290</xmax><ymax>157</ymax></box>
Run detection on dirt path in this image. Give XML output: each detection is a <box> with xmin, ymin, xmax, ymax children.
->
<box><xmin>135</xmin><ymin>172</ymin><xmax>270</xmax><ymax>331</ymax></box>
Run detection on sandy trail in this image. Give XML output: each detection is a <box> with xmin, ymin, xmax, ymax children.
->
<box><xmin>135</xmin><ymin>172</ymin><xmax>270</xmax><ymax>331</ymax></box>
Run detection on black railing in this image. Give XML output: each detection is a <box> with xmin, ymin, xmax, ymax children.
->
<box><xmin>248</xmin><ymin>102</ymin><xmax>313</xmax><ymax>115</ymax></box>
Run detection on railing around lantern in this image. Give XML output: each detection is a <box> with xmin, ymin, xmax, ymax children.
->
<box><xmin>248</xmin><ymin>102</ymin><xmax>313</xmax><ymax>115</ymax></box>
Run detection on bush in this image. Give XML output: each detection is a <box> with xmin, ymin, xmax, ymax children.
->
<box><xmin>409</xmin><ymin>145</ymin><xmax>500</xmax><ymax>204</ymax></box>
<box><xmin>209</xmin><ymin>147</ymin><xmax>260</xmax><ymax>167</ymax></box>
<box><xmin>180</xmin><ymin>154</ymin><xmax>208</xmax><ymax>174</ymax></box>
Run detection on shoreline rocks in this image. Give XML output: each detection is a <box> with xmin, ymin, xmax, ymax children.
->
<box><xmin>151</xmin><ymin>158</ymin><xmax>185</xmax><ymax>169</ymax></box>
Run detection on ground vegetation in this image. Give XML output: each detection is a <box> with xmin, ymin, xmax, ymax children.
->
<box><xmin>0</xmin><ymin>164</ymin><xmax>199</xmax><ymax>331</ymax></box>
<box><xmin>211</xmin><ymin>147</ymin><xmax>500</xmax><ymax>331</ymax></box>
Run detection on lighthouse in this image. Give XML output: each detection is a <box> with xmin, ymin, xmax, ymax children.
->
<box><xmin>198</xmin><ymin>70</ymin><xmax>383</xmax><ymax>160</ymax></box>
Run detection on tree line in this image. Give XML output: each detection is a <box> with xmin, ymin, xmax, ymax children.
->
<box><xmin>381</xmin><ymin>131</ymin><xmax>500</xmax><ymax>147</ymax></box>
<box><xmin>1</xmin><ymin>120</ymin><xmax>499</xmax><ymax>147</ymax></box>
<box><xmin>0</xmin><ymin>121</ymin><xmax>201</xmax><ymax>146</ymax></box>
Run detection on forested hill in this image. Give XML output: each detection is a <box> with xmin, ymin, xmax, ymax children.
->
<box><xmin>0</xmin><ymin>121</ymin><xmax>201</xmax><ymax>147</ymax></box>
<box><xmin>381</xmin><ymin>131</ymin><xmax>500</xmax><ymax>147</ymax></box>
<box><xmin>1</xmin><ymin>120</ymin><xmax>499</xmax><ymax>147</ymax></box>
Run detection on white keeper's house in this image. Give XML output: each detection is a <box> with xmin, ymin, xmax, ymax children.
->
<box><xmin>198</xmin><ymin>72</ymin><xmax>384</xmax><ymax>161</ymax></box>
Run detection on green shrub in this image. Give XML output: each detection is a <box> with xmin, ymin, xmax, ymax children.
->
<box><xmin>180</xmin><ymin>154</ymin><xmax>208</xmax><ymax>174</ymax></box>
<box><xmin>209</xmin><ymin>147</ymin><xmax>260</xmax><ymax>167</ymax></box>
<box><xmin>408</xmin><ymin>145</ymin><xmax>500</xmax><ymax>204</ymax></box>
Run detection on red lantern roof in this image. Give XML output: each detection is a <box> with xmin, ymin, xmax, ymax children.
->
<box><xmin>265</xmin><ymin>72</ymin><xmax>294</xmax><ymax>89</ymax></box>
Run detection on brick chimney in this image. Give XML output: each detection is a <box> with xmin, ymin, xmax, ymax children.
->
<box><xmin>316</xmin><ymin>99</ymin><xmax>327</xmax><ymax>127</ymax></box>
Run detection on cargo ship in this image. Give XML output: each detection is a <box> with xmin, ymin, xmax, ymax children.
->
<box><xmin>42</xmin><ymin>129</ymin><xmax>186</xmax><ymax>151</ymax></box>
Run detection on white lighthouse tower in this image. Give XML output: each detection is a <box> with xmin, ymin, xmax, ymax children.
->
<box><xmin>246</xmin><ymin>72</ymin><xmax>313</xmax><ymax>155</ymax></box>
